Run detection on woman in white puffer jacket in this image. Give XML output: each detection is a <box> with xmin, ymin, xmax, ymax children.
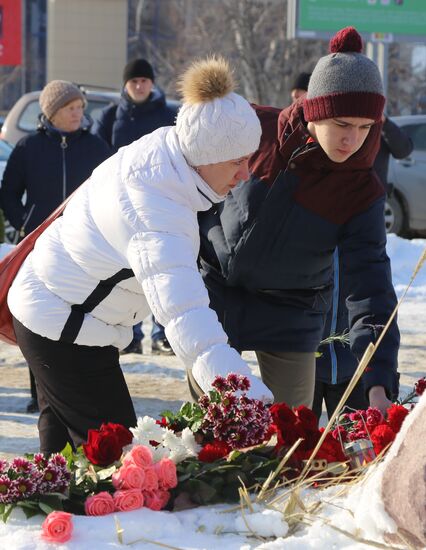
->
<box><xmin>8</xmin><ymin>56</ymin><xmax>273</xmax><ymax>455</ymax></box>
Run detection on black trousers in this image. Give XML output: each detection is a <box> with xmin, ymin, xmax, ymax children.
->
<box><xmin>13</xmin><ymin>318</ymin><xmax>137</xmax><ymax>455</ymax></box>
<box><xmin>312</xmin><ymin>379</ymin><xmax>368</xmax><ymax>421</ymax></box>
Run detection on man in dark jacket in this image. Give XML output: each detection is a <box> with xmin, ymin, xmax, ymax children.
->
<box><xmin>197</xmin><ymin>27</ymin><xmax>400</xmax><ymax>415</ymax></box>
<box><xmin>0</xmin><ymin>79</ymin><xmax>111</xmax><ymax>413</ymax></box>
<box><xmin>93</xmin><ymin>58</ymin><xmax>177</xmax><ymax>152</ymax></box>
<box><xmin>93</xmin><ymin>58</ymin><xmax>178</xmax><ymax>356</ymax></box>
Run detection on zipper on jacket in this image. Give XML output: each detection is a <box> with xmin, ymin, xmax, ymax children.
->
<box><xmin>19</xmin><ymin>203</ymin><xmax>36</xmax><ymax>239</ymax></box>
<box><xmin>60</xmin><ymin>135</ymin><xmax>68</xmax><ymax>201</ymax></box>
<box><xmin>329</xmin><ymin>247</ymin><xmax>339</xmax><ymax>385</ymax></box>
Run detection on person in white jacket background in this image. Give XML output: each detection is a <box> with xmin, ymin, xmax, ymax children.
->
<box><xmin>8</xmin><ymin>56</ymin><xmax>273</xmax><ymax>455</ymax></box>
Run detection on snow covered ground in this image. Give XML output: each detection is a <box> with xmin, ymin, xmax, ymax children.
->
<box><xmin>0</xmin><ymin>234</ymin><xmax>425</xmax><ymax>549</ymax></box>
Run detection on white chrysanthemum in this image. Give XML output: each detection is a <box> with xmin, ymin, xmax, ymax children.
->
<box><xmin>131</xmin><ymin>416</ymin><xmax>164</xmax><ymax>444</ymax></box>
<box><xmin>130</xmin><ymin>416</ymin><xmax>202</xmax><ymax>464</ymax></box>
<box><xmin>169</xmin><ymin>446</ymin><xmax>189</xmax><ymax>463</ymax></box>
<box><xmin>181</xmin><ymin>427</ymin><xmax>202</xmax><ymax>457</ymax></box>
<box><xmin>151</xmin><ymin>445</ymin><xmax>170</xmax><ymax>462</ymax></box>
<box><xmin>162</xmin><ymin>429</ymin><xmax>181</xmax><ymax>448</ymax></box>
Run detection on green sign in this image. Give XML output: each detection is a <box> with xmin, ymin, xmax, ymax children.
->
<box><xmin>298</xmin><ymin>0</ymin><xmax>426</xmax><ymax>38</ymax></box>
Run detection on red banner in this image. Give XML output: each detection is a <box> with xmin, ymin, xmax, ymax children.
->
<box><xmin>0</xmin><ymin>0</ymin><xmax>22</xmax><ymax>66</ymax></box>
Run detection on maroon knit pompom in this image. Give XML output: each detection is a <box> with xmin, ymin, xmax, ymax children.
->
<box><xmin>329</xmin><ymin>26</ymin><xmax>363</xmax><ymax>54</ymax></box>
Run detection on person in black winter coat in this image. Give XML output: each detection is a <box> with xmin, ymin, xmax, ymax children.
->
<box><xmin>313</xmin><ymin>114</ymin><xmax>413</xmax><ymax>420</ymax></box>
<box><xmin>93</xmin><ymin>58</ymin><xmax>179</xmax><ymax>356</ymax></box>
<box><xmin>1</xmin><ymin>81</ymin><xmax>110</xmax><ymax>237</ymax></box>
<box><xmin>0</xmin><ymin>80</ymin><xmax>111</xmax><ymax>414</ymax></box>
<box><xmin>93</xmin><ymin>58</ymin><xmax>177</xmax><ymax>152</ymax></box>
<box><xmin>198</xmin><ymin>27</ymin><xmax>400</xmax><ymax>416</ymax></box>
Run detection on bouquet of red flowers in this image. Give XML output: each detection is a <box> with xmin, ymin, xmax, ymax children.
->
<box><xmin>332</xmin><ymin>376</ymin><xmax>426</xmax><ymax>458</ymax></box>
<box><xmin>270</xmin><ymin>402</ymin><xmax>347</xmax><ymax>467</ymax></box>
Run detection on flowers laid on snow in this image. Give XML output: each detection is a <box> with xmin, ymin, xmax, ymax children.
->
<box><xmin>82</xmin><ymin>421</ymin><xmax>133</xmax><ymax>466</ymax></box>
<box><xmin>65</xmin><ymin>423</ymin><xmax>177</xmax><ymax>516</ymax></box>
<box><xmin>270</xmin><ymin>402</ymin><xmax>347</xmax><ymax>465</ymax></box>
<box><xmin>41</xmin><ymin>511</ymin><xmax>73</xmax><ymax>543</ymax></box>
<box><xmin>0</xmin><ymin>453</ymin><xmax>70</xmax><ymax>522</ymax></box>
<box><xmin>333</xmin><ymin>376</ymin><xmax>426</xmax><ymax>455</ymax></box>
<box><xmin>130</xmin><ymin>416</ymin><xmax>201</xmax><ymax>463</ymax></box>
<box><xmin>2</xmin><ymin>372</ymin><xmax>424</xmax><ymax>547</ymax></box>
<box><xmin>157</xmin><ymin>373</ymin><xmax>272</xmax><ymax>453</ymax></box>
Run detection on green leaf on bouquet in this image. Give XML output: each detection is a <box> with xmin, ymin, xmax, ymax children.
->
<box><xmin>38</xmin><ymin>501</ymin><xmax>56</xmax><ymax>516</ymax></box>
<box><xmin>1</xmin><ymin>504</ymin><xmax>15</xmax><ymax>523</ymax></box>
<box><xmin>60</xmin><ymin>442</ymin><xmax>76</xmax><ymax>468</ymax></box>
<box><xmin>16</xmin><ymin>501</ymin><xmax>39</xmax><ymax>510</ymax></box>
<box><xmin>161</xmin><ymin>401</ymin><xmax>204</xmax><ymax>432</ymax></box>
<box><xmin>39</xmin><ymin>494</ymin><xmax>65</xmax><ymax>511</ymax></box>
<box><xmin>16</xmin><ymin>502</ymin><xmax>42</xmax><ymax>520</ymax></box>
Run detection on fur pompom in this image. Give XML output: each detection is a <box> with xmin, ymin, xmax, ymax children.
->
<box><xmin>329</xmin><ymin>26</ymin><xmax>363</xmax><ymax>54</ymax></box>
<box><xmin>177</xmin><ymin>55</ymin><xmax>235</xmax><ymax>104</ymax></box>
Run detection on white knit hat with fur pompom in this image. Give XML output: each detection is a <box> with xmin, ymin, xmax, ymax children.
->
<box><xmin>175</xmin><ymin>56</ymin><xmax>261</xmax><ymax>166</ymax></box>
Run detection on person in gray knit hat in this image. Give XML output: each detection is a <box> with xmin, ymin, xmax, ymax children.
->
<box><xmin>39</xmin><ymin>80</ymin><xmax>86</xmax><ymax>122</ymax></box>
<box><xmin>0</xmin><ymin>79</ymin><xmax>110</xmax><ymax>414</ymax></box>
<box><xmin>198</xmin><ymin>27</ymin><xmax>400</xmax><ymax>416</ymax></box>
<box><xmin>303</xmin><ymin>27</ymin><xmax>384</xmax><ymax>125</ymax></box>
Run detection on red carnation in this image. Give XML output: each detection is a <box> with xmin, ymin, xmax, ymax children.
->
<box><xmin>415</xmin><ymin>377</ymin><xmax>426</xmax><ymax>396</ymax></box>
<box><xmin>156</xmin><ymin>417</ymin><xmax>168</xmax><ymax>428</ymax></box>
<box><xmin>270</xmin><ymin>403</ymin><xmax>297</xmax><ymax>430</ymax></box>
<box><xmin>294</xmin><ymin>405</ymin><xmax>319</xmax><ymax>432</ymax></box>
<box><xmin>366</xmin><ymin>407</ymin><xmax>385</xmax><ymax>430</ymax></box>
<box><xmin>198</xmin><ymin>441</ymin><xmax>231</xmax><ymax>463</ymax></box>
<box><xmin>332</xmin><ymin>425</ymin><xmax>348</xmax><ymax>443</ymax></box>
<box><xmin>317</xmin><ymin>430</ymin><xmax>347</xmax><ymax>463</ymax></box>
<box><xmin>386</xmin><ymin>404</ymin><xmax>409</xmax><ymax>434</ymax></box>
<box><xmin>370</xmin><ymin>424</ymin><xmax>396</xmax><ymax>455</ymax></box>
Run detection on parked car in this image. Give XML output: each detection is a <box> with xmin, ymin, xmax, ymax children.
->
<box><xmin>385</xmin><ymin>115</ymin><xmax>426</xmax><ymax>237</ymax></box>
<box><xmin>0</xmin><ymin>138</ymin><xmax>13</xmax><ymax>181</ymax></box>
<box><xmin>0</xmin><ymin>138</ymin><xmax>16</xmax><ymax>243</ymax></box>
<box><xmin>0</xmin><ymin>87</ymin><xmax>120</xmax><ymax>145</ymax></box>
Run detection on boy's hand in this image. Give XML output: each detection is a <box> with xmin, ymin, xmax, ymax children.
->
<box><xmin>368</xmin><ymin>385</ymin><xmax>392</xmax><ymax>416</ymax></box>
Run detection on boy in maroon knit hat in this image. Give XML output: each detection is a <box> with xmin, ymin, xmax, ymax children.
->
<box><xmin>197</xmin><ymin>27</ymin><xmax>399</xmax><ymax>416</ymax></box>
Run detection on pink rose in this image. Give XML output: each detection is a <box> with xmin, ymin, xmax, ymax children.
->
<box><xmin>113</xmin><ymin>489</ymin><xmax>144</xmax><ymax>512</ymax></box>
<box><xmin>41</xmin><ymin>511</ymin><xmax>73</xmax><ymax>543</ymax></box>
<box><xmin>141</xmin><ymin>466</ymin><xmax>159</xmax><ymax>492</ymax></box>
<box><xmin>112</xmin><ymin>463</ymin><xmax>145</xmax><ymax>490</ymax></box>
<box><xmin>85</xmin><ymin>491</ymin><xmax>115</xmax><ymax>516</ymax></box>
<box><xmin>154</xmin><ymin>458</ymin><xmax>177</xmax><ymax>490</ymax></box>
<box><xmin>143</xmin><ymin>489</ymin><xmax>170</xmax><ymax>511</ymax></box>
<box><xmin>123</xmin><ymin>445</ymin><xmax>153</xmax><ymax>469</ymax></box>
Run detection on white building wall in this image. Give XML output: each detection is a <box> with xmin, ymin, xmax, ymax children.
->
<box><xmin>47</xmin><ymin>0</ymin><xmax>127</xmax><ymax>88</ymax></box>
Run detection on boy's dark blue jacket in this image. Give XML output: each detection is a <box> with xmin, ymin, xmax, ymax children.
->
<box><xmin>198</xmin><ymin>101</ymin><xmax>400</xmax><ymax>399</ymax></box>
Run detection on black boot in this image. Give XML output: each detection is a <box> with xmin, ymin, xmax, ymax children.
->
<box><xmin>120</xmin><ymin>340</ymin><xmax>143</xmax><ymax>355</ymax></box>
<box><xmin>151</xmin><ymin>337</ymin><xmax>174</xmax><ymax>356</ymax></box>
<box><xmin>26</xmin><ymin>397</ymin><xmax>39</xmax><ymax>414</ymax></box>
